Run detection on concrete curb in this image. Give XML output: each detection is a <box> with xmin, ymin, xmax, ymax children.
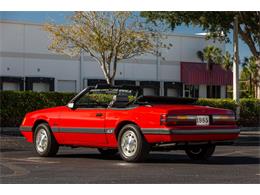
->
<box><xmin>240</xmin><ymin>127</ymin><xmax>260</xmax><ymax>131</ymax></box>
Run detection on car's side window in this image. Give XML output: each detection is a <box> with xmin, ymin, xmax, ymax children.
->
<box><xmin>75</xmin><ymin>91</ymin><xmax>113</xmax><ymax>108</ymax></box>
<box><xmin>74</xmin><ymin>88</ymin><xmax>136</xmax><ymax>109</ymax></box>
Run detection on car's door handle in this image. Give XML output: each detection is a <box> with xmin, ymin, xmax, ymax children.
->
<box><xmin>96</xmin><ymin>113</ymin><xmax>103</xmax><ymax>117</ymax></box>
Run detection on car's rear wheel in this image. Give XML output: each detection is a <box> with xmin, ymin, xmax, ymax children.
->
<box><xmin>34</xmin><ymin>123</ymin><xmax>59</xmax><ymax>157</ymax></box>
<box><xmin>185</xmin><ymin>145</ymin><xmax>216</xmax><ymax>160</ymax></box>
<box><xmin>98</xmin><ymin>148</ymin><xmax>118</xmax><ymax>156</ymax></box>
<box><xmin>118</xmin><ymin>124</ymin><xmax>150</xmax><ymax>162</ymax></box>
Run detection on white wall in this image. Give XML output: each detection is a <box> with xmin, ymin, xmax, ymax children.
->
<box><xmin>0</xmin><ymin>21</ymin><xmax>226</xmax><ymax>94</ymax></box>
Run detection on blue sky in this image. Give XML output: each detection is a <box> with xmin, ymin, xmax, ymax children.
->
<box><xmin>0</xmin><ymin>11</ymin><xmax>251</xmax><ymax>61</ymax></box>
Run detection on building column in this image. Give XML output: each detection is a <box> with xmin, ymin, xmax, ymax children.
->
<box><xmin>160</xmin><ymin>81</ymin><xmax>164</xmax><ymax>96</ymax></box>
<box><xmin>199</xmin><ymin>85</ymin><xmax>207</xmax><ymax>98</ymax></box>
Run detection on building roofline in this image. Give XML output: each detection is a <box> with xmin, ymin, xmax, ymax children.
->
<box><xmin>0</xmin><ymin>19</ymin><xmax>209</xmax><ymax>39</ymax></box>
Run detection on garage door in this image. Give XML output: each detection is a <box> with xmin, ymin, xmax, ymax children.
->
<box><xmin>143</xmin><ymin>87</ymin><xmax>156</xmax><ymax>96</ymax></box>
<box><xmin>2</xmin><ymin>82</ymin><xmax>20</xmax><ymax>91</ymax></box>
<box><xmin>167</xmin><ymin>88</ymin><xmax>178</xmax><ymax>97</ymax></box>
<box><xmin>32</xmin><ymin>83</ymin><xmax>50</xmax><ymax>92</ymax></box>
<box><xmin>57</xmin><ymin>80</ymin><xmax>76</xmax><ymax>92</ymax></box>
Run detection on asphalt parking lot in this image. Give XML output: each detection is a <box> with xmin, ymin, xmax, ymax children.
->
<box><xmin>0</xmin><ymin>135</ymin><xmax>259</xmax><ymax>184</ymax></box>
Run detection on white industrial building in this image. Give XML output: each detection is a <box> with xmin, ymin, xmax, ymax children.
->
<box><xmin>0</xmin><ymin>20</ymin><xmax>233</xmax><ymax>98</ymax></box>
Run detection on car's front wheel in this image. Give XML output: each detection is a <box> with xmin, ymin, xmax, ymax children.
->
<box><xmin>185</xmin><ymin>145</ymin><xmax>216</xmax><ymax>160</ymax></box>
<box><xmin>118</xmin><ymin>124</ymin><xmax>150</xmax><ymax>162</ymax></box>
<box><xmin>34</xmin><ymin>123</ymin><xmax>59</xmax><ymax>157</ymax></box>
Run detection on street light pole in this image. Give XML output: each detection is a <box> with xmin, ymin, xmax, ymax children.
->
<box><xmin>79</xmin><ymin>50</ymin><xmax>84</xmax><ymax>91</ymax></box>
<box><xmin>233</xmin><ymin>15</ymin><xmax>240</xmax><ymax>119</ymax></box>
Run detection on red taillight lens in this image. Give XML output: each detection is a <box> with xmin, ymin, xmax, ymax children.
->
<box><xmin>160</xmin><ymin>114</ymin><xmax>168</xmax><ymax>125</ymax></box>
<box><xmin>212</xmin><ymin>115</ymin><xmax>236</xmax><ymax>125</ymax></box>
<box><xmin>160</xmin><ymin>114</ymin><xmax>195</xmax><ymax>126</ymax></box>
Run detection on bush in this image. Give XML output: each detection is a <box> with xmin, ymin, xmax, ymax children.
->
<box><xmin>0</xmin><ymin>91</ymin><xmax>75</xmax><ymax>127</ymax></box>
<box><xmin>195</xmin><ymin>98</ymin><xmax>260</xmax><ymax>127</ymax></box>
<box><xmin>0</xmin><ymin>91</ymin><xmax>259</xmax><ymax>127</ymax></box>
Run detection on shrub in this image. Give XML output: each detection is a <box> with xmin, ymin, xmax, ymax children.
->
<box><xmin>0</xmin><ymin>91</ymin><xmax>259</xmax><ymax>127</ymax></box>
<box><xmin>195</xmin><ymin>98</ymin><xmax>260</xmax><ymax>127</ymax></box>
<box><xmin>0</xmin><ymin>91</ymin><xmax>75</xmax><ymax>127</ymax></box>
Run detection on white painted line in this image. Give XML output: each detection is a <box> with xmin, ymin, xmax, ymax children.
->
<box><xmin>1</xmin><ymin>157</ymin><xmax>58</xmax><ymax>164</ymax></box>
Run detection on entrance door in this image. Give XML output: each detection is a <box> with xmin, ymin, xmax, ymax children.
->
<box><xmin>167</xmin><ymin>88</ymin><xmax>178</xmax><ymax>97</ymax></box>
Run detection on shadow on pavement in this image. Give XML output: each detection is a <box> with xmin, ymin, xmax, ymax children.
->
<box><xmin>55</xmin><ymin>152</ymin><xmax>260</xmax><ymax>165</ymax></box>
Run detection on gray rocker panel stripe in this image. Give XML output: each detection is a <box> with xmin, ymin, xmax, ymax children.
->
<box><xmin>141</xmin><ymin>128</ymin><xmax>240</xmax><ymax>135</ymax></box>
<box><xmin>52</xmin><ymin>127</ymin><xmax>112</xmax><ymax>134</ymax></box>
<box><xmin>20</xmin><ymin>126</ymin><xmax>32</xmax><ymax>132</ymax></box>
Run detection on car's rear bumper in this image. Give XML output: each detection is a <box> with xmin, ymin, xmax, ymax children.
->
<box><xmin>142</xmin><ymin>128</ymin><xmax>240</xmax><ymax>143</ymax></box>
<box><xmin>141</xmin><ymin>128</ymin><xmax>240</xmax><ymax>135</ymax></box>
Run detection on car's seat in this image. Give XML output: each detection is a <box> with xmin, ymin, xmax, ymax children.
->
<box><xmin>109</xmin><ymin>95</ymin><xmax>129</xmax><ymax>108</ymax></box>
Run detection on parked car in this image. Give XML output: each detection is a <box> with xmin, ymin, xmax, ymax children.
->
<box><xmin>20</xmin><ymin>85</ymin><xmax>240</xmax><ymax>162</ymax></box>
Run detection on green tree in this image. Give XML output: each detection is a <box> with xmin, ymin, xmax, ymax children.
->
<box><xmin>141</xmin><ymin>11</ymin><xmax>260</xmax><ymax>98</ymax></box>
<box><xmin>45</xmin><ymin>12</ymin><xmax>158</xmax><ymax>85</ymax></box>
<box><xmin>141</xmin><ymin>11</ymin><xmax>260</xmax><ymax>67</ymax></box>
<box><xmin>197</xmin><ymin>45</ymin><xmax>223</xmax><ymax>70</ymax></box>
<box><xmin>241</xmin><ymin>56</ymin><xmax>260</xmax><ymax>98</ymax></box>
<box><xmin>222</xmin><ymin>51</ymin><xmax>233</xmax><ymax>70</ymax></box>
<box><xmin>197</xmin><ymin>46</ymin><xmax>233</xmax><ymax>70</ymax></box>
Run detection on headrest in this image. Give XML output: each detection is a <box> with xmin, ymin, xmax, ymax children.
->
<box><xmin>109</xmin><ymin>95</ymin><xmax>129</xmax><ymax>108</ymax></box>
<box><xmin>112</xmin><ymin>95</ymin><xmax>129</xmax><ymax>102</ymax></box>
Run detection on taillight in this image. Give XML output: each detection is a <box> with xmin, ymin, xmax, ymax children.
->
<box><xmin>160</xmin><ymin>114</ymin><xmax>168</xmax><ymax>125</ymax></box>
<box><xmin>160</xmin><ymin>114</ymin><xmax>196</xmax><ymax>126</ymax></box>
<box><xmin>212</xmin><ymin>115</ymin><xmax>236</xmax><ymax>125</ymax></box>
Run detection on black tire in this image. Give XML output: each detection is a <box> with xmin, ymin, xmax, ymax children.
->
<box><xmin>33</xmin><ymin>123</ymin><xmax>59</xmax><ymax>157</ymax></box>
<box><xmin>118</xmin><ymin>124</ymin><xmax>150</xmax><ymax>162</ymax></box>
<box><xmin>98</xmin><ymin>148</ymin><xmax>118</xmax><ymax>156</ymax></box>
<box><xmin>185</xmin><ymin>145</ymin><xmax>216</xmax><ymax>161</ymax></box>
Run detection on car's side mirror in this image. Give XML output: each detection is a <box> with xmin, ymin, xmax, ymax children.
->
<box><xmin>67</xmin><ymin>102</ymin><xmax>75</xmax><ymax>109</ymax></box>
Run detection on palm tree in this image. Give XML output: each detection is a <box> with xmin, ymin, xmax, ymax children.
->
<box><xmin>242</xmin><ymin>56</ymin><xmax>260</xmax><ymax>98</ymax></box>
<box><xmin>222</xmin><ymin>51</ymin><xmax>233</xmax><ymax>70</ymax></box>
<box><xmin>197</xmin><ymin>45</ymin><xmax>223</xmax><ymax>70</ymax></box>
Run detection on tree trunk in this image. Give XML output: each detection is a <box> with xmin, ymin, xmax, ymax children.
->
<box><xmin>105</xmin><ymin>77</ymin><xmax>114</xmax><ymax>85</ymax></box>
<box><xmin>249</xmin><ymin>74</ymin><xmax>252</xmax><ymax>96</ymax></box>
<box><xmin>256</xmin><ymin>57</ymin><xmax>260</xmax><ymax>99</ymax></box>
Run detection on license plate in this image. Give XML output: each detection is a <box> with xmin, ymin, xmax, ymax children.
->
<box><xmin>196</xmin><ymin>115</ymin><xmax>209</xmax><ymax>126</ymax></box>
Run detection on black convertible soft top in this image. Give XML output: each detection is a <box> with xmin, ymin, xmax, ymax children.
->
<box><xmin>136</xmin><ymin>96</ymin><xmax>197</xmax><ymax>105</ymax></box>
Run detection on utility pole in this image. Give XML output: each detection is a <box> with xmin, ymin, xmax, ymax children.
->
<box><xmin>79</xmin><ymin>50</ymin><xmax>84</xmax><ymax>91</ymax></box>
<box><xmin>233</xmin><ymin>15</ymin><xmax>240</xmax><ymax>119</ymax></box>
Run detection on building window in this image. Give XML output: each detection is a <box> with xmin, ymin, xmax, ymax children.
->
<box><xmin>184</xmin><ymin>85</ymin><xmax>199</xmax><ymax>98</ymax></box>
<box><xmin>207</xmin><ymin>85</ymin><xmax>221</xmax><ymax>98</ymax></box>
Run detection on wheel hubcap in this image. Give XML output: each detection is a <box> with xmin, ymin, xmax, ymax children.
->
<box><xmin>36</xmin><ymin>128</ymin><xmax>48</xmax><ymax>153</ymax></box>
<box><xmin>121</xmin><ymin>130</ymin><xmax>138</xmax><ymax>157</ymax></box>
<box><xmin>190</xmin><ymin>147</ymin><xmax>202</xmax><ymax>155</ymax></box>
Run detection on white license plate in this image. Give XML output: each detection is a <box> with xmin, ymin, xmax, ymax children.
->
<box><xmin>196</xmin><ymin>115</ymin><xmax>209</xmax><ymax>126</ymax></box>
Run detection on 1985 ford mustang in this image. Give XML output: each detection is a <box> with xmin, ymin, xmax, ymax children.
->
<box><xmin>20</xmin><ymin>85</ymin><xmax>240</xmax><ymax>162</ymax></box>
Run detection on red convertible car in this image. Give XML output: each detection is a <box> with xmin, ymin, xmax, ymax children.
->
<box><xmin>20</xmin><ymin>85</ymin><xmax>240</xmax><ymax>162</ymax></box>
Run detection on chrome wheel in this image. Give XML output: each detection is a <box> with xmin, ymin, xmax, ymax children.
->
<box><xmin>120</xmin><ymin>130</ymin><xmax>138</xmax><ymax>157</ymax></box>
<box><xmin>189</xmin><ymin>147</ymin><xmax>202</xmax><ymax>155</ymax></box>
<box><xmin>35</xmin><ymin>128</ymin><xmax>48</xmax><ymax>153</ymax></box>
